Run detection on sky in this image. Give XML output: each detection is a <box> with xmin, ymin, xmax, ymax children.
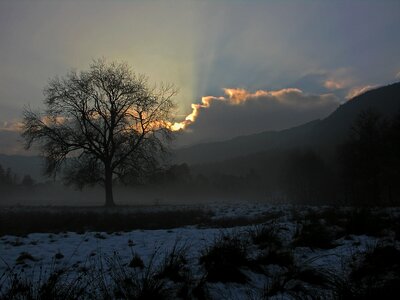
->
<box><xmin>0</xmin><ymin>0</ymin><xmax>400</xmax><ymax>153</ymax></box>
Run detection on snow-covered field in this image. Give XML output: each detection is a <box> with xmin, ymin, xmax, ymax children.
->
<box><xmin>1</xmin><ymin>203</ymin><xmax>399</xmax><ymax>299</ymax></box>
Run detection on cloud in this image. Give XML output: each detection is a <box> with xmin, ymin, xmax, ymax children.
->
<box><xmin>0</xmin><ymin>87</ymin><xmax>340</xmax><ymax>152</ymax></box>
<box><xmin>292</xmin><ymin>69</ymin><xmax>361</xmax><ymax>102</ymax></box>
<box><xmin>0</xmin><ymin>121</ymin><xmax>28</xmax><ymax>155</ymax></box>
<box><xmin>0</xmin><ymin>121</ymin><xmax>23</xmax><ymax>132</ymax></box>
<box><xmin>396</xmin><ymin>71</ymin><xmax>400</xmax><ymax>79</ymax></box>
<box><xmin>324</xmin><ymin>80</ymin><xmax>346</xmax><ymax>90</ymax></box>
<box><xmin>173</xmin><ymin>87</ymin><xmax>340</xmax><ymax>146</ymax></box>
<box><xmin>322</xmin><ymin>68</ymin><xmax>356</xmax><ymax>91</ymax></box>
<box><xmin>346</xmin><ymin>85</ymin><xmax>377</xmax><ymax>100</ymax></box>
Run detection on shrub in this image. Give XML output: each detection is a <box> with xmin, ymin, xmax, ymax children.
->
<box><xmin>0</xmin><ymin>208</ymin><xmax>214</xmax><ymax>236</ymax></box>
<box><xmin>156</xmin><ymin>241</ymin><xmax>189</xmax><ymax>282</ymax></box>
<box><xmin>330</xmin><ymin>243</ymin><xmax>400</xmax><ymax>299</ymax></box>
<box><xmin>15</xmin><ymin>252</ymin><xmax>37</xmax><ymax>264</ymax></box>
<box><xmin>204</xmin><ymin>211</ymin><xmax>284</xmax><ymax>229</ymax></box>
<box><xmin>292</xmin><ymin>219</ymin><xmax>337</xmax><ymax>249</ymax></box>
<box><xmin>0</xmin><ymin>266</ymin><xmax>86</xmax><ymax>300</ymax></box>
<box><xmin>107</xmin><ymin>253</ymin><xmax>171</xmax><ymax>300</ymax></box>
<box><xmin>129</xmin><ymin>252</ymin><xmax>144</xmax><ymax>269</ymax></box>
<box><xmin>262</xmin><ymin>263</ymin><xmax>331</xmax><ymax>299</ymax></box>
<box><xmin>54</xmin><ymin>252</ymin><xmax>64</xmax><ymax>260</ymax></box>
<box><xmin>249</xmin><ymin>222</ymin><xmax>283</xmax><ymax>249</ymax></box>
<box><xmin>256</xmin><ymin>248</ymin><xmax>294</xmax><ymax>269</ymax></box>
<box><xmin>199</xmin><ymin>232</ymin><xmax>249</xmax><ymax>283</ymax></box>
<box><xmin>342</xmin><ymin>209</ymin><xmax>390</xmax><ymax>237</ymax></box>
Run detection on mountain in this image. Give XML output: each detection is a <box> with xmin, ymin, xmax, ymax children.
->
<box><xmin>173</xmin><ymin>120</ymin><xmax>321</xmax><ymax>164</ymax></box>
<box><xmin>310</xmin><ymin>82</ymin><xmax>400</xmax><ymax>146</ymax></box>
<box><xmin>2</xmin><ymin>82</ymin><xmax>400</xmax><ymax>178</ymax></box>
<box><xmin>174</xmin><ymin>82</ymin><xmax>400</xmax><ymax>165</ymax></box>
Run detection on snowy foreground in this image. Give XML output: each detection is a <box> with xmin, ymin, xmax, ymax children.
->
<box><xmin>1</xmin><ymin>203</ymin><xmax>399</xmax><ymax>299</ymax></box>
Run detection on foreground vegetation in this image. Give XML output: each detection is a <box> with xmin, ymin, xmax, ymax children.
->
<box><xmin>1</xmin><ymin>205</ymin><xmax>399</xmax><ymax>299</ymax></box>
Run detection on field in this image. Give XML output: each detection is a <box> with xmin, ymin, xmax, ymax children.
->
<box><xmin>1</xmin><ymin>203</ymin><xmax>400</xmax><ymax>299</ymax></box>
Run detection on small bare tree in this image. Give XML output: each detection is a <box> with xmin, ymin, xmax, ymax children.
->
<box><xmin>22</xmin><ymin>59</ymin><xmax>177</xmax><ymax>206</ymax></box>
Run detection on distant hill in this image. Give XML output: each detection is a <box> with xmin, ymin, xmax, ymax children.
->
<box><xmin>2</xmin><ymin>82</ymin><xmax>400</xmax><ymax>179</ymax></box>
<box><xmin>173</xmin><ymin>120</ymin><xmax>321</xmax><ymax>164</ymax></box>
<box><xmin>174</xmin><ymin>82</ymin><xmax>400</xmax><ymax>165</ymax></box>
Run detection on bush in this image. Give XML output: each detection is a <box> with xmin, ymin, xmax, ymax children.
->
<box><xmin>332</xmin><ymin>243</ymin><xmax>400</xmax><ymax>299</ymax></box>
<box><xmin>129</xmin><ymin>252</ymin><xmax>144</xmax><ymax>269</ymax></box>
<box><xmin>262</xmin><ymin>263</ymin><xmax>331</xmax><ymax>299</ymax></box>
<box><xmin>249</xmin><ymin>222</ymin><xmax>283</xmax><ymax>249</ymax></box>
<box><xmin>199</xmin><ymin>232</ymin><xmax>249</xmax><ymax>283</ymax></box>
<box><xmin>342</xmin><ymin>209</ymin><xmax>390</xmax><ymax>237</ymax></box>
<box><xmin>292</xmin><ymin>219</ymin><xmax>337</xmax><ymax>249</ymax></box>
<box><xmin>0</xmin><ymin>266</ymin><xmax>86</xmax><ymax>300</ymax></box>
<box><xmin>156</xmin><ymin>241</ymin><xmax>189</xmax><ymax>282</ymax></box>
<box><xmin>351</xmin><ymin>243</ymin><xmax>400</xmax><ymax>298</ymax></box>
<box><xmin>15</xmin><ymin>252</ymin><xmax>37</xmax><ymax>264</ymax></box>
<box><xmin>0</xmin><ymin>208</ymin><xmax>214</xmax><ymax>236</ymax></box>
<box><xmin>256</xmin><ymin>248</ymin><xmax>294</xmax><ymax>269</ymax></box>
<box><xmin>105</xmin><ymin>253</ymin><xmax>171</xmax><ymax>300</ymax></box>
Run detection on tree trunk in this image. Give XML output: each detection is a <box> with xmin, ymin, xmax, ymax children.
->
<box><xmin>104</xmin><ymin>166</ymin><xmax>115</xmax><ymax>207</ymax></box>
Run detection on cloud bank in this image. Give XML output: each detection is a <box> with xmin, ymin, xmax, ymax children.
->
<box><xmin>346</xmin><ymin>85</ymin><xmax>377</xmax><ymax>100</ymax></box>
<box><xmin>174</xmin><ymin>87</ymin><xmax>340</xmax><ymax>146</ymax></box>
<box><xmin>0</xmin><ymin>87</ymin><xmax>341</xmax><ymax>154</ymax></box>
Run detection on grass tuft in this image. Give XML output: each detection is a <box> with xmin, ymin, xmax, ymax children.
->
<box><xmin>199</xmin><ymin>232</ymin><xmax>250</xmax><ymax>283</ymax></box>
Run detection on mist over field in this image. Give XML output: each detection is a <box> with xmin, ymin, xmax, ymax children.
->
<box><xmin>1</xmin><ymin>1</ymin><xmax>400</xmax><ymax>299</ymax></box>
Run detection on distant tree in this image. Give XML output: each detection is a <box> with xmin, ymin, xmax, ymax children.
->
<box><xmin>148</xmin><ymin>163</ymin><xmax>192</xmax><ymax>186</ymax></box>
<box><xmin>281</xmin><ymin>149</ymin><xmax>333</xmax><ymax>204</ymax></box>
<box><xmin>22</xmin><ymin>59</ymin><xmax>177</xmax><ymax>206</ymax></box>
<box><xmin>0</xmin><ymin>164</ymin><xmax>18</xmax><ymax>190</ymax></box>
<box><xmin>0</xmin><ymin>164</ymin><xmax>4</xmax><ymax>184</ymax></box>
<box><xmin>21</xmin><ymin>174</ymin><xmax>35</xmax><ymax>187</ymax></box>
<box><xmin>5</xmin><ymin>168</ymin><xmax>14</xmax><ymax>186</ymax></box>
<box><xmin>166</xmin><ymin>163</ymin><xmax>191</xmax><ymax>184</ymax></box>
<box><xmin>338</xmin><ymin>109</ymin><xmax>389</xmax><ymax>206</ymax></box>
<box><xmin>385</xmin><ymin>112</ymin><xmax>400</xmax><ymax>204</ymax></box>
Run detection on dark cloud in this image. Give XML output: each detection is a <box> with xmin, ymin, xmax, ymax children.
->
<box><xmin>174</xmin><ymin>88</ymin><xmax>340</xmax><ymax>146</ymax></box>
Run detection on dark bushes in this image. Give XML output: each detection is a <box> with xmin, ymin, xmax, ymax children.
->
<box><xmin>199</xmin><ymin>232</ymin><xmax>250</xmax><ymax>283</ymax></box>
<box><xmin>333</xmin><ymin>243</ymin><xmax>400</xmax><ymax>299</ymax></box>
<box><xmin>249</xmin><ymin>222</ymin><xmax>283</xmax><ymax>249</ymax></box>
<box><xmin>0</xmin><ymin>208</ymin><xmax>213</xmax><ymax>236</ymax></box>
<box><xmin>292</xmin><ymin>219</ymin><xmax>337</xmax><ymax>249</ymax></box>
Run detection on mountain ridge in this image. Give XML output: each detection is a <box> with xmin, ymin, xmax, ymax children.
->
<box><xmin>174</xmin><ymin>82</ymin><xmax>400</xmax><ymax>164</ymax></box>
<box><xmin>2</xmin><ymin>82</ymin><xmax>400</xmax><ymax>178</ymax></box>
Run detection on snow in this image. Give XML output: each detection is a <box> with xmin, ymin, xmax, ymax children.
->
<box><xmin>0</xmin><ymin>203</ymin><xmax>397</xmax><ymax>299</ymax></box>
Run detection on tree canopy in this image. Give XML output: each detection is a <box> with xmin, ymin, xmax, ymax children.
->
<box><xmin>22</xmin><ymin>59</ymin><xmax>177</xmax><ymax>206</ymax></box>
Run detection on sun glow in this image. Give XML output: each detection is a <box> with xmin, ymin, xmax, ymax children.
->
<box><xmin>170</xmin><ymin>95</ymin><xmax>224</xmax><ymax>131</ymax></box>
<box><xmin>170</xmin><ymin>88</ymin><xmax>279</xmax><ymax>131</ymax></box>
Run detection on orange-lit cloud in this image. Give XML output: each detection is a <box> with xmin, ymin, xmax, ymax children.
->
<box><xmin>346</xmin><ymin>85</ymin><xmax>377</xmax><ymax>100</ymax></box>
<box><xmin>324</xmin><ymin>80</ymin><xmax>345</xmax><ymax>90</ymax></box>
<box><xmin>0</xmin><ymin>121</ymin><xmax>23</xmax><ymax>132</ymax></box>
<box><xmin>171</xmin><ymin>87</ymin><xmax>339</xmax><ymax>132</ymax></box>
<box><xmin>171</xmin><ymin>95</ymin><xmax>224</xmax><ymax>131</ymax></box>
<box><xmin>322</xmin><ymin>68</ymin><xmax>356</xmax><ymax>91</ymax></box>
<box><xmin>323</xmin><ymin>77</ymin><xmax>355</xmax><ymax>91</ymax></box>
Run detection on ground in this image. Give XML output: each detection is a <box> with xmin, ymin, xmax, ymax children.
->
<box><xmin>1</xmin><ymin>202</ymin><xmax>399</xmax><ymax>299</ymax></box>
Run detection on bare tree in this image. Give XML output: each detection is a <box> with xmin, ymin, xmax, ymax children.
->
<box><xmin>22</xmin><ymin>59</ymin><xmax>177</xmax><ymax>206</ymax></box>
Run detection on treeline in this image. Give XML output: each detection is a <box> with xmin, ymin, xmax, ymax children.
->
<box><xmin>3</xmin><ymin>110</ymin><xmax>397</xmax><ymax>207</ymax></box>
<box><xmin>338</xmin><ymin>109</ymin><xmax>400</xmax><ymax>206</ymax></box>
<box><xmin>0</xmin><ymin>164</ymin><xmax>35</xmax><ymax>190</ymax></box>
<box><xmin>133</xmin><ymin>110</ymin><xmax>400</xmax><ymax>207</ymax></box>
<box><xmin>136</xmin><ymin>151</ymin><xmax>336</xmax><ymax>205</ymax></box>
